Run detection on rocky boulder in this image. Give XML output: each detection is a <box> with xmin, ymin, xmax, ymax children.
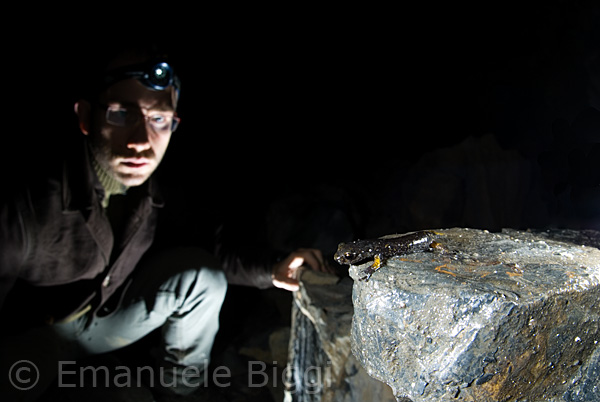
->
<box><xmin>346</xmin><ymin>228</ymin><xmax>600</xmax><ymax>402</ymax></box>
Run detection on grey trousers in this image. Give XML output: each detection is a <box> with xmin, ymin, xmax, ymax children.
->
<box><xmin>0</xmin><ymin>247</ymin><xmax>227</xmax><ymax>401</ymax></box>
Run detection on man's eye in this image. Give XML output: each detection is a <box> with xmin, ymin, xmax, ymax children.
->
<box><xmin>106</xmin><ymin>108</ymin><xmax>130</xmax><ymax>126</ymax></box>
<box><xmin>150</xmin><ymin>115</ymin><xmax>172</xmax><ymax>126</ymax></box>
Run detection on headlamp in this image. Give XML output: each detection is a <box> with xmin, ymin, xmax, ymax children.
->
<box><xmin>103</xmin><ymin>60</ymin><xmax>181</xmax><ymax>94</ymax></box>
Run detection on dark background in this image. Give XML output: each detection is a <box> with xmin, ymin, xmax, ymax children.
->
<box><xmin>5</xmin><ymin>1</ymin><xmax>600</xmax><ymax>250</ymax></box>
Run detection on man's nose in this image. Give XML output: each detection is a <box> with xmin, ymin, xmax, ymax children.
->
<box><xmin>126</xmin><ymin>124</ymin><xmax>152</xmax><ymax>153</ymax></box>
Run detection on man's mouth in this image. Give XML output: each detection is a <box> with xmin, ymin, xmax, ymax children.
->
<box><xmin>120</xmin><ymin>159</ymin><xmax>151</xmax><ymax>168</ymax></box>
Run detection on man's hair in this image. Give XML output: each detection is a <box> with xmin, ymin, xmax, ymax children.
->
<box><xmin>73</xmin><ymin>41</ymin><xmax>179</xmax><ymax>101</ymax></box>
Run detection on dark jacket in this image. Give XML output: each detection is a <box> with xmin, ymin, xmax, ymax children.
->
<box><xmin>0</xmin><ymin>141</ymin><xmax>272</xmax><ymax>327</ymax></box>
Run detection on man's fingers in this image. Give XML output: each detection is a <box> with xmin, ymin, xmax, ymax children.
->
<box><xmin>289</xmin><ymin>256</ymin><xmax>305</xmax><ymax>269</ymax></box>
<box><xmin>273</xmin><ymin>277</ymin><xmax>300</xmax><ymax>291</ymax></box>
<box><xmin>295</xmin><ymin>248</ymin><xmax>325</xmax><ymax>271</ymax></box>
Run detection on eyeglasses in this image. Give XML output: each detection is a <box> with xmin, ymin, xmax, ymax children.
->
<box><xmin>102</xmin><ymin>105</ymin><xmax>181</xmax><ymax>135</ymax></box>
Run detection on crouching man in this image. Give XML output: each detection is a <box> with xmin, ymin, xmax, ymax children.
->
<box><xmin>0</xmin><ymin>45</ymin><xmax>325</xmax><ymax>401</ymax></box>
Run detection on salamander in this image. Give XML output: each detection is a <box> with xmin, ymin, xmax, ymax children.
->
<box><xmin>334</xmin><ymin>230</ymin><xmax>440</xmax><ymax>281</ymax></box>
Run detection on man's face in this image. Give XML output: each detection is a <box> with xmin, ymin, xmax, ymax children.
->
<box><xmin>83</xmin><ymin>79</ymin><xmax>177</xmax><ymax>187</ymax></box>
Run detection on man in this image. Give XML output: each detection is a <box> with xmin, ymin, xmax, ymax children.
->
<box><xmin>0</xmin><ymin>46</ymin><xmax>326</xmax><ymax>401</ymax></box>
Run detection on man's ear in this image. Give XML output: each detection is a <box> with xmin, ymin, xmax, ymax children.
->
<box><xmin>74</xmin><ymin>100</ymin><xmax>91</xmax><ymax>135</ymax></box>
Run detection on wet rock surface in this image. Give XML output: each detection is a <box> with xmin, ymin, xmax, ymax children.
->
<box><xmin>286</xmin><ymin>269</ymin><xmax>396</xmax><ymax>402</ymax></box>
<box><xmin>348</xmin><ymin>228</ymin><xmax>600</xmax><ymax>402</ymax></box>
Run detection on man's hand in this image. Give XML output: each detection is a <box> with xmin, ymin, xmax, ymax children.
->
<box><xmin>271</xmin><ymin>248</ymin><xmax>333</xmax><ymax>291</ymax></box>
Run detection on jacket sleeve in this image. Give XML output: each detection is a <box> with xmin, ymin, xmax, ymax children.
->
<box><xmin>0</xmin><ymin>189</ymin><xmax>30</xmax><ymax>311</ymax></box>
<box><xmin>215</xmin><ymin>224</ymin><xmax>275</xmax><ymax>289</ymax></box>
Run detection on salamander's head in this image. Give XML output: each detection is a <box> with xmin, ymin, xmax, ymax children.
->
<box><xmin>334</xmin><ymin>242</ymin><xmax>361</xmax><ymax>265</ymax></box>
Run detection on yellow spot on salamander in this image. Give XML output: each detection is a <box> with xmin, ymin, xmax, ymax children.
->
<box><xmin>373</xmin><ymin>255</ymin><xmax>382</xmax><ymax>270</ymax></box>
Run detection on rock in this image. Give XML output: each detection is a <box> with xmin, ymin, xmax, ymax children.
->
<box><xmin>347</xmin><ymin>228</ymin><xmax>600</xmax><ymax>402</ymax></box>
<box><xmin>285</xmin><ymin>269</ymin><xmax>396</xmax><ymax>401</ymax></box>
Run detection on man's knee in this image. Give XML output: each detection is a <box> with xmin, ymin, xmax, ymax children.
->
<box><xmin>163</xmin><ymin>248</ymin><xmax>227</xmax><ymax>311</ymax></box>
<box><xmin>131</xmin><ymin>247</ymin><xmax>227</xmax><ymax>313</ymax></box>
<box><xmin>187</xmin><ymin>263</ymin><xmax>227</xmax><ymax>305</ymax></box>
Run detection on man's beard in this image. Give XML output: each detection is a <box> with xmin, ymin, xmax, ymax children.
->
<box><xmin>87</xmin><ymin>134</ymin><xmax>157</xmax><ymax>187</ymax></box>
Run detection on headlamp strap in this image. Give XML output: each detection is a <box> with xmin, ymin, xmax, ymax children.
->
<box><xmin>103</xmin><ymin>61</ymin><xmax>180</xmax><ymax>94</ymax></box>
